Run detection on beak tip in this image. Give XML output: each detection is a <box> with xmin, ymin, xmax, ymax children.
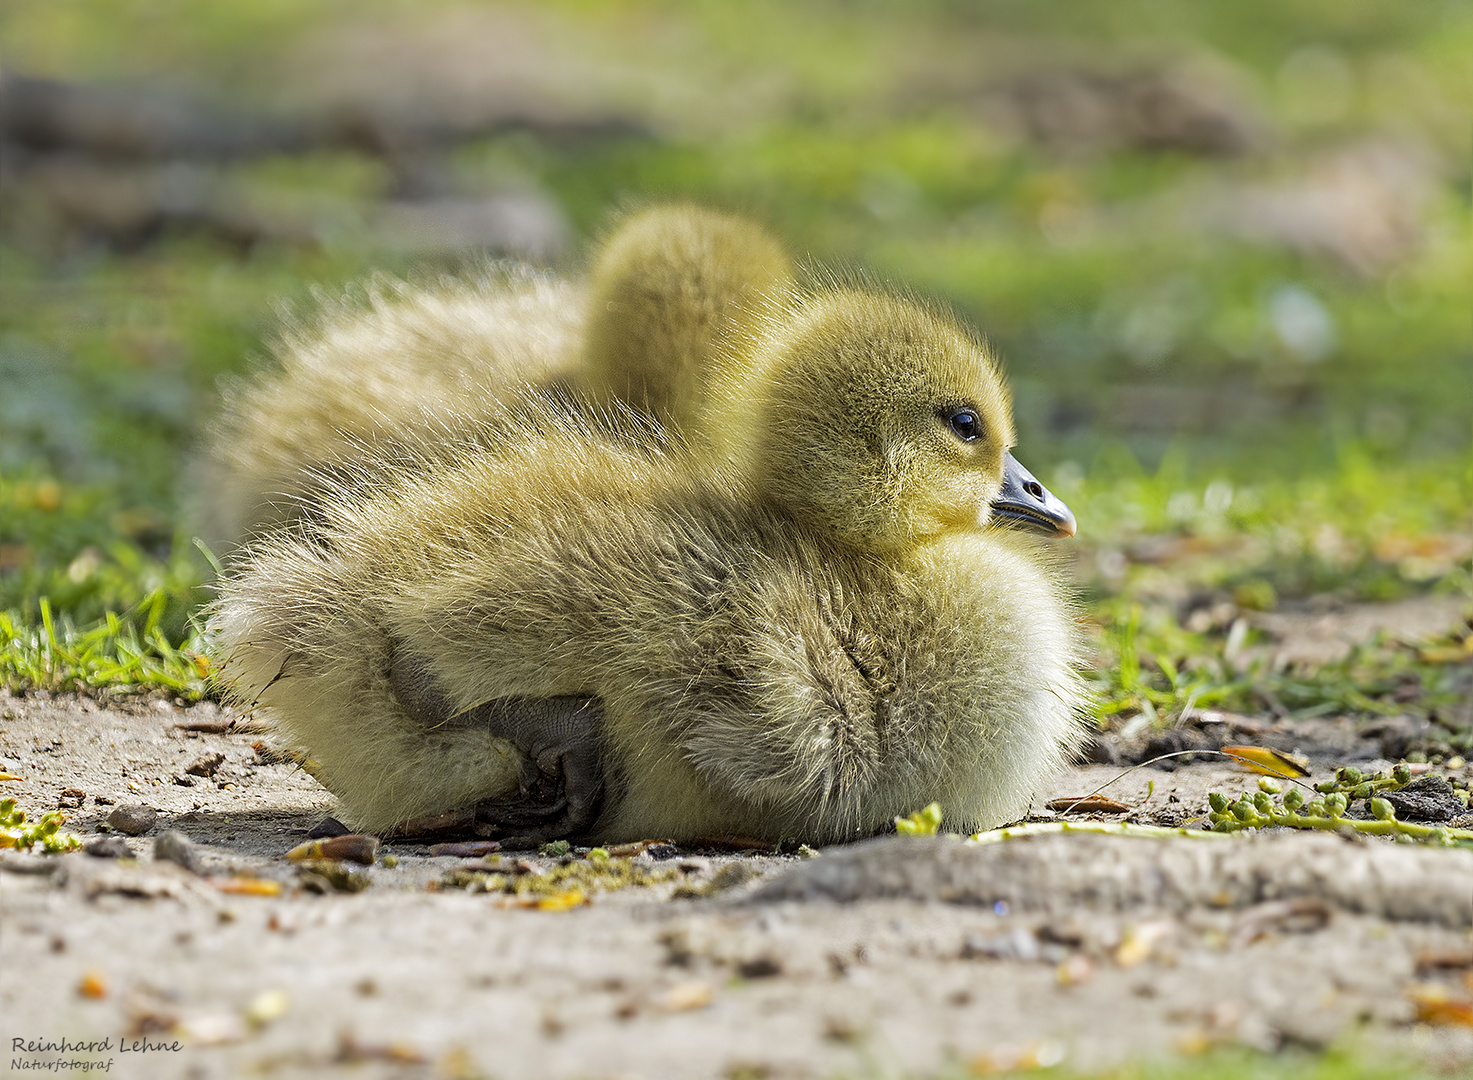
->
<box><xmin>993</xmin><ymin>451</ymin><xmax>1077</xmax><ymax>539</ymax></box>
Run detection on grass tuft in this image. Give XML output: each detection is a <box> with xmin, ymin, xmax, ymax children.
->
<box><xmin>0</xmin><ymin>591</ymin><xmax>208</xmax><ymax>698</ymax></box>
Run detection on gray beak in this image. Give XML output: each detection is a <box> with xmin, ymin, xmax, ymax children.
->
<box><xmin>991</xmin><ymin>452</ymin><xmax>1077</xmax><ymax>538</ymax></box>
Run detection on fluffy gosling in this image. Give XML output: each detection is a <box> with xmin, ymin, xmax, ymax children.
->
<box><xmin>210</xmin><ymin>288</ymin><xmax>1085</xmax><ymax>844</ymax></box>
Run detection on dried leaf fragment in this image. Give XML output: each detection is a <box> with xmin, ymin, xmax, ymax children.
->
<box><xmin>1047</xmin><ymin>796</ymin><xmax>1131</xmax><ymax>814</ymax></box>
<box><xmin>1408</xmin><ymin>983</ymin><xmax>1473</xmax><ymax>1027</ymax></box>
<box><xmin>529</xmin><ymin>887</ymin><xmax>586</xmax><ymax>911</ymax></box>
<box><xmin>211</xmin><ymin>876</ymin><xmax>283</xmax><ymax>897</ymax></box>
<box><xmin>604</xmin><ymin>839</ymin><xmax>675</xmax><ymax>857</ymax></box>
<box><xmin>285</xmin><ymin>834</ymin><xmax>380</xmax><ymax>865</ymax></box>
<box><xmin>174</xmin><ymin>719</ymin><xmax>233</xmax><ymax>734</ymax></box>
<box><xmin>1221</xmin><ymin>745</ymin><xmax>1309</xmax><ymax>777</ymax></box>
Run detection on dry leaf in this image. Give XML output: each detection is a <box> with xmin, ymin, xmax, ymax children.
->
<box><xmin>532</xmin><ymin>888</ymin><xmax>586</xmax><ymax>912</ymax></box>
<box><xmin>1407</xmin><ymin>983</ymin><xmax>1473</xmax><ymax>1027</ymax></box>
<box><xmin>1046</xmin><ymin>796</ymin><xmax>1130</xmax><ymax>814</ymax></box>
<box><xmin>211</xmin><ymin>876</ymin><xmax>283</xmax><ymax>896</ymax></box>
<box><xmin>285</xmin><ymin>835</ymin><xmax>380</xmax><ymax>865</ymax></box>
<box><xmin>1221</xmin><ymin>745</ymin><xmax>1309</xmax><ymax>777</ymax></box>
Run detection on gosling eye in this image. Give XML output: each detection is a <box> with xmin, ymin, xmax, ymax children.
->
<box><xmin>944</xmin><ymin>407</ymin><xmax>983</xmax><ymax>443</ymax></box>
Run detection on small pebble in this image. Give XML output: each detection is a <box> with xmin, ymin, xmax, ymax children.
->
<box><xmin>307</xmin><ymin>816</ymin><xmax>351</xmax><ymax>839</ymax></box>
<box><xmin>154</xmin><ymin>830</ymin><xmax>206</xmax><ymax>874</ymax></box>
<box><xmin>736</xmin><ymin>955</ymin><xmax>784</xmax><ymax>979</ymax></box>
<box><xmin>428</xmin><ymin>840</ymin><xmax>502</xmax><ymax>858</ymax></box>
<box><xmin>107</xmin><ymin>805</ymin><xmax>157</xmax><ymax>836</ymax></box>
<box><xmin>84</xmin><ymin>836</ymin><xmax>134</xmax><ymax>859</ymax></box>
<box><xmin>185</xmin><ymin>752</ymin><xmax>226</xmax><ymax>778</ymax></box>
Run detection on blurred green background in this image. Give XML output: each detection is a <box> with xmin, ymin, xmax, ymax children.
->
<box><xmin>1</xmin><ymin>0</ymin><xmax>1469</xmax><ymax>712</ymax></box>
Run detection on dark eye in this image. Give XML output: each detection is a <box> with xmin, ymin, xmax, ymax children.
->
<box><xmin>945</xmin><ymin>408</ymin><xmax>983</xmax><ymax>443</ymax></box>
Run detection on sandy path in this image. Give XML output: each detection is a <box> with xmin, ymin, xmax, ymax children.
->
<box><xmin>4</xmin><ymin>683</ymin><xmax>1473</xmax><ymax>1078</ymax></box>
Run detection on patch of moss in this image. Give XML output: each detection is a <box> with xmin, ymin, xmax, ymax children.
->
<box><xmin>442</xmin><ymin>854</ymin><xmax>676</xmax><ymax>898</ymax></box>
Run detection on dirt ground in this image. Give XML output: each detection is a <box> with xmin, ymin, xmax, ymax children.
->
<box><xmin>4</xmin><ymin>598</ymin><xmax>1473</xmax><ymax>1079</ymax></box>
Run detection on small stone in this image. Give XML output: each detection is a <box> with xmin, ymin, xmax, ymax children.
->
<box><xmin>185</xmin><ymin>752</ymin><xmax>226</xmax><ymax>778</ymax></box>
<box><xmin>154</xmin><ymin>830</ymin><xmax>206</xmax><ymax>874</ymax></box>
<box><xmin>736</xmin><ymin>955</ymin><xmax>783</xmax><ymax>979</ymax></box>
<box><xmin>57</xmin><ymin>788</ymin><xmax>86</xmax><ymax>809</ymax></box>
<box><xmin>107</xmin><ymin>805</ymin><xmax>157</xmax><ymax>836</ymax></box>
<box><xmin>307</xmin><ymin>816</ymin><xmax>351</xmax><ymax>839</ymax></box>
<box><xmin>428</xmin><ymin>840</ymin><xmax>502</xmax><ymax>858</ymax></box>
<box><xmin>1382</xmin><ymin>776</ymin><xmax>1463</xmax><ymax>823</ymax></box>
<box><xmin>85</xmin><ymin>836</ymin><xmax>134</xmax><ymax>859</ymax></box>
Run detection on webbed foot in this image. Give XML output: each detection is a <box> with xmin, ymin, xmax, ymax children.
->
<box><xmin>468</xmin><ymin>695</ymin><xmax>605</xmax><ymax>841</ymax></box>
<box><xmin>391</xmin><ymin>649</ymin><xmax>605</xmax><ymax>840</ymax></box>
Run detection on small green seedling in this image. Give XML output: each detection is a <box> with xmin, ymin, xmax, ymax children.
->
<box><xmin>0</xmin><ymin>797</ymin><xmax>82</xmax><ymax>854</ymax></box>
<box><xmin>895</xmin><ymin>802</ymin><xmax>943</xmax><ymax>837</ymax></box>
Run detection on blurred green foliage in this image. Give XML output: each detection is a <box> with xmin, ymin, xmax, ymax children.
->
<box><xmin>944</xmin><ymin>1043</ymin><xmax>1456</xmax><ymax>1080</ymax></box>
<box><xmin>0</xmin><ymin>0</ymin><xmax>1468</xmax><ymax>700</ymax></box>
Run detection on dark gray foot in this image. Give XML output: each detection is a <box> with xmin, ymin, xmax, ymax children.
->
<box><xmin>390</xmin><ymin>647</ymin><xmax>605</xmax><ymax>840</ymax></box>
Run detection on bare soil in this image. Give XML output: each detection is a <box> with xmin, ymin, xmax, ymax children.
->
<box><xmin>3</xmin><ymin>598</ymin><xmax>1473</xmax><ymax>1079</ymax></box>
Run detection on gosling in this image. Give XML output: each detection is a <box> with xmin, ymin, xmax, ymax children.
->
<box><xmin>194</xmin><ymin>204</ymin><xmax>793</xmax><ymax>552</ymax></box>
<box><xmin>210</xmin><ymin>288</ymin><xmax>1085</xmax><ymax>844</ymax></box>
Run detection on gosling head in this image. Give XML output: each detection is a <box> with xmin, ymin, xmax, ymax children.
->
<box><xmin>712</xmin><ymin>290</ymin><xmax>1075</xmax><ymax>552</ymax></box>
